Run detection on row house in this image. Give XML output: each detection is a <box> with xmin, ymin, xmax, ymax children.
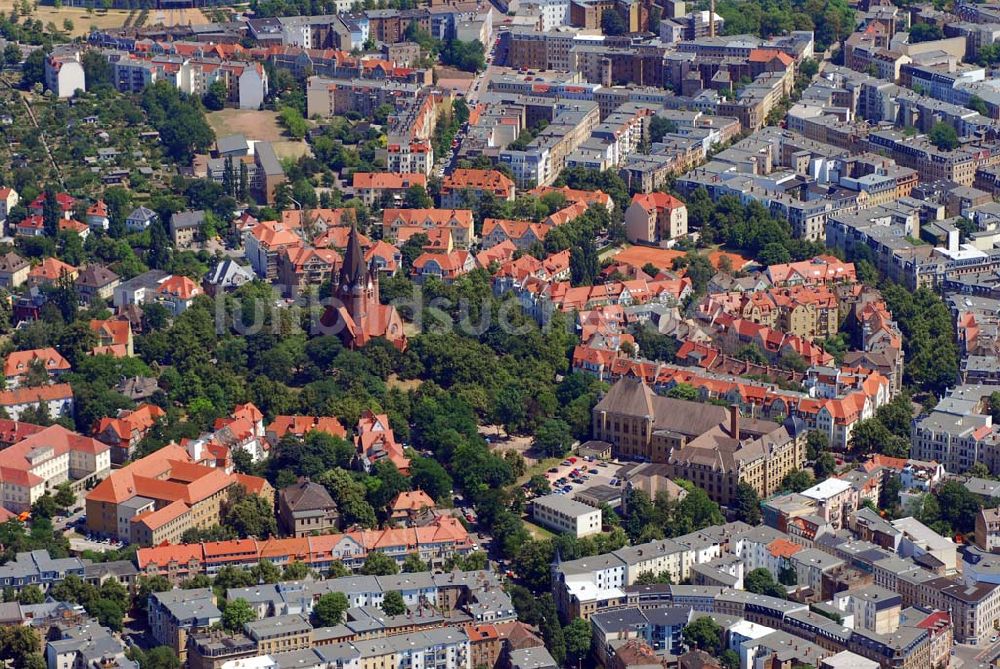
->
<box><xmin>135</xmin><ymin>515</ymin><xmax>472</xmax><ymax>581</ymax></box>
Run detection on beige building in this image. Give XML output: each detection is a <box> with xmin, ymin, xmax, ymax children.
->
<box><xmin>976</xmin><ymin>508</ymin><xmax>1000</xmax><ymax>553</ymax></box>
<box><xmin>667</xmin><ymin>407</ymin><xmax>805</xmax><ymax>506</ymax></box>
<box><xmin>245</xmin><ymin>614</ymin><xmax>313</xmax><ymax>654</ymax></box>
<box><xmin>149</xmin><ymin>589</ymin><xmax>221</xmax><ymax>662</ymax></box>
<box><xmin>277</xmin><ymin>478</ymin><xmax>340</xmax><ymax>537</ymax></box>
<box><xmin>624</xmin><ymin>192</ymin><xmax>688</xmax><ymax>245</ymax></box>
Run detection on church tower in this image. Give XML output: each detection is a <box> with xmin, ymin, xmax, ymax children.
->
<box><xmin>337</xmin><ymin>224</ymin><xmax>377</xmax><ymax>327</ymax></box>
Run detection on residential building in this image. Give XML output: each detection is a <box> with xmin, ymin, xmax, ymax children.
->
<box><xmin>383</xmin><ymin>209</ymin><xmax>475</xmax><ymax>250</ymax></box>
<box><xmin>4</xmin><ymin>348</ymin><xmax>70</xmax><ymax>388</ymax></box>
<box><xmin>44</xmin><ymin>48</ymin><xmax>85</xmax><ymax>98</ymax></box>
<box><xmin>440</xmin><ymin>169</ymin><xmax>516</xmax><ymax>208</ymax></box>
<box><xmin>93</xmin><ymin>404</ymin><xmax>166</xmax><ymax>465</ymax></box>
<box><xmin>278</xmin><ymin>478</ymin><xmax>340</xmax><ymax>538</ymax></box>
<box><xmin>624</xmin><ymin>192</ymin><xmax>688</xmax><ymax>245</ymax></box>
<box><xmin>76</xmin><ymin>265</ymin><xmax>121</xmax><ymax>304</ymax></box>
<box><xmin>0</xmin><ymin>424</ymin><xmax>109</xmax><ymax>513</ymax></box>
<box><xmin>0</xmin><ymin>253</ymin><xmax>29</xmax><ymax>289</ymax></box>
<box><xmin>135</xmin><ymin>515</ymin><xmax>472</xmax><ymax>580</ymax></box>
<box><xmin>352</xmin><ymin>172</ymin><xmax>427</xmax><ymax>207</ymax></box>
<box><xmin>149</xmin><ymin>589</ymin><xmax>222</xmax><ymax>661</ymax></box>
<box><xmin>171</xmin><ymin>210</ymin><xmax>206</xmax><ymax>247</ymax></box>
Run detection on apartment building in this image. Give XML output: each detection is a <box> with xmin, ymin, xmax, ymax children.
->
<box><xmin>45</xmin><ymin>48</ymin><xmax>86</xmax><ymax>98</ymax></box>
<box><xmin>93</xmin><ymin>403</ymin><xmax>166</xmax><ymax>465</ymax></box>
<box><xmin>382</xmin><ymin>209</ymin><xmax>475</xmax><ymax>249</ymax></box>
<box><xmin>352</xmin><ymin>172</ymin><xmax>427</xmax><ymax>207</ymax></box>
<box><xmin>245</xmin><ymin>614</ymin><xmax>313</xmax><ymax>654</ymax></box>
<box><xmin>976</xmin><ymin>508</ymin><xmax>1000</xmax><ymax>552</ymax></box>
<box><xmin>149</xmin><ymin>589</ymin><xmax>221</xmax><ymax>661</ymax></box>
<box><xmin>531</xmin><ymin>494</ymin><xmax>602</xmax><ymax>538</ymax></box>
<box><xmin>440</xmin><ymin>169</ymin><xmax>516</xmax><ymax>209</ymax></box>
<box><xmin>624</xmin><ymin>192</ymin><xmax>688</xmax><ymax>245</ymax></box>
<box><xmin>499</xmin><ymin>101</ymin><xmax>601</xmax><ymax>188</ymax></box>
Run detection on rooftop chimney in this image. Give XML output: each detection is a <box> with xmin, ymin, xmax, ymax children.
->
<box><xmin>729</xmin><ymin>405</ymin><xmax>740</xmax><ymax>439</ymax></box>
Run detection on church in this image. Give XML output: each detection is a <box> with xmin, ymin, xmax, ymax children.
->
<box><xmin>322</xmin><ymin>225</ymin><xmax>407</xmax><ymax>351</ymax></box>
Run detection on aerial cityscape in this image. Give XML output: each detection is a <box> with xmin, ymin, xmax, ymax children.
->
<box><xmin>3</xmin><ymin>0</ymin><xmax>1000</xmax><ymax>668</ymax></box>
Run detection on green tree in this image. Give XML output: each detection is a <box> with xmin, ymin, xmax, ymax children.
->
<box><xmin>282</xmin><ymin>561</ymin><xmax>310</xmax><ymax>581</ymax></box>
<box><xmin>720</xmin><ymin>649</ymin><xmax>740</xmax><ymax>669</ymax></box>
<box><xmin>533</xmin><ymin>418</ymin><xmax>575</xmax><ymax>457</ymax></box>
<box><xmin>54</xmin><ymin>482</ymin><xmax>76</xmax><ymax>509</ymax></box>
<box><xmin>361</xmin><ymin>551</ymin><xmax>399</xmax><ymax>575</ymax></box>
<box><xmin>780</xmin><ymin>469</ymin><xmax>814</xmax><ymax>493</ymax></box>
<box><xmin>928</xmin><ymin>122</ymin><xmax>959</xmax><ymax>151</ymax></box>
<box><xmin>969</xmin><ymin>95</ymin><xmax>990</xmax><ymax>116</ymax></box>
<box><xmin>381</xmin><ymin>590</ymin><xmax>407</xmax><ymax>616</ymax></box>
<box><xmin>733</xmin><ymin>482</ymin><xmax>761</xmax><ymax>525</ymax></box>
<box><xmin>17</xmin><ymin>585</ymin><xmax>44</xmax><ymax>604</ymax></box>
<box><xmin>601</xmin><ymin>7</ymin><xmax>627</xmax><ymax>35</ymax></box>
<box><xmin>909</xmin><ymin>22</ymin><xmax>943</xmax><ymax>43</ymax></box>
<box><xmin>222</xmin><ymin>486</ymin><xmax>277</xmax><ymax>539</ymax></box>
<box><xmin>667</xmin><ymin>383</ymin><xmax>699</xmax><ymax>400</ymax></box>
<box><xmin>570</xmin><ymin>237</ymin><xmax>599</xmax><ymax>286</ymax></box>
<box><xmin>404</xmin><ymin>184</ymin><xmax>433</xmax><ymax>208</ymax></box>
<box><xmin>222</xmin><ymin>598</ymin><xmax>257</xmax><ymax>632</ymax></box>
<box><xmin>312</xmin><ymin>592</ymin><xmax>349</xmax><ymax>626</ymax></box>
<box><xmin>745</xmin><ymin>568</ymin><xmax>786</xmax><ymax>598</ymax></box>
<box><xmin>564</xmin><ymin>618</ymin><xmax>592</xmax><ymax>665</ymax></box>
<box><xmin>401</xmin><ymin>553</ymin><xmax>428</xmax><ymax>573</ymax></box>
<box><xmin>649</xmin><ymin>116</ymin><xmax>679</xmax><ymax>144</ymax></box>
<box><xmin>682</xmin><ymin>616</ymin><xmax>723</xmax><ymax>654</ymax></box>
<box><xmin>133</xmin><ymin>647</ymin><xmax>180</xmax><ymax>669</ymax></box>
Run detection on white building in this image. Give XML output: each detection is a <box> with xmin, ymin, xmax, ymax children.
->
<box><xmin>519</xmin><ymin>0</ymin><xmax>571</xmax><ymax>31</ymax></box>
<box><xmin>891</xmin><ymin>516</ymin><xmax>958</xmax><ymax>573</ymax></box>
<box><xmin>44</xmin><ymin>50</ymin><xmax>86</xmax><ymax>98</ymax></box>
<box><xmin>532</xmin><ymin>494</ymin><xmax>602</xmax><ymax>537</ymax></box>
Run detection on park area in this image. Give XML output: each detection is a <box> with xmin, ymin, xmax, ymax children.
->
<box><xmin>206</xmin><ymin>108</ymin><xmax>312</xmax><ymax>161</ymax></box>
<box><xmin>0</xmin><ymin>1</ymin><xmax>209</xmax><ymax>38</ymax></box>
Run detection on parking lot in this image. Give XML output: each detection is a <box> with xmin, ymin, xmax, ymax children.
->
<box><xmin>541</xmin><ymin>457</ymin><xmax>625</xmax><ymax>500</ymax></box>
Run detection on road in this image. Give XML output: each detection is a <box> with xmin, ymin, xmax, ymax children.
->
<box><xmin>436</xmin><ymin>31</ymin><xmax>504</xmax><ymax>178</ymax></box>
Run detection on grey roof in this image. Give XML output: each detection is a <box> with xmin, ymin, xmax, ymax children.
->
<box><xmin>206</xmin><ymin>259</ymin><xmax>254</xmax><ymax>287</ymax></box>
<box><xmin>270</xmin><ymin>649</ymin><xmax>327</xmax><ymax>669</ymax></box>
<box><xmin>170</xmin><ymin>210</ymin><xmax>206</xmax><ymax>232</ymax></box>
<box><xmin>127</xmin><ymin>206</ymin><xmax>157</xmax><ymax>222</ymax></box>
<box><xmin>374</xmin><ymin>572</ymin><xmax>436</xmax><ymax>591</ymax></box>
<box><xmin>217</xmin><ymin>134</ymin><xmax>249</xmax><ymax>155</ymax></box>
<box><xmin>509</xmin><ymin>646</ymin><xmax>559</xmax><ymax>669</ymax></box>
<box><xmin>83</xmin><ymin>560</ymin><xmax>138</xmax><ymax>580</ymax></box>
<box><xmin>151</xmin><ymin>588</ymin><xmax>220</xmax><ymax>625</ymax></box>
<box><xmin>255</xmin><ymin>141</ymin><xmax>284</xmax><ymax>176</ymax></box>
<box><xmin>281</xmin><ymin>479</ymin><xmax>337</xmax><ymax>513</ymax></box>
<box><xmin>245</xmin><ymin>613</ymin><xmax>311</xmax><ymax>639</ymax></box>
<box><xmin>590</xmin><ymin>607</ymin><xmax>650</xmax><ymax>634</ymax></box>
<box><xmin>77</xmin><ymin>264</ymin><xmax>120</xmax><ymax>288</ymax></box>
<box><xmin>532</xmin><ymin>493</ymin><xmax>598</xmax><ymax>518</ymax></box>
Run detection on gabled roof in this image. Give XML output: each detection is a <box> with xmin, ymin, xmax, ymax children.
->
<box><xmin>4</xmin><ymin>348</ymin><xmax>70</xmax><ymax>378</ymax></box>
<box><xmin>281</xmin><ymin>479</ymin><xmax>336</xmax><ymax>512</ymax></box>
<box><xmin>29</xmin><ymin>257</ymin><xmax>77</xmax><ymax>282</ymax></box>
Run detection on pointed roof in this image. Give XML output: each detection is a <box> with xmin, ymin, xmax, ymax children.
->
<box><xmin>340</xmin><ymin>224</ymin><xmax>368</xmax><ymax>285</ymax></box>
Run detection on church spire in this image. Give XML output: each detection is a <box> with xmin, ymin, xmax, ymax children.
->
<box><xmin>340</xmin><ymin>223</ymin><xmax>367</xmax><ymax>285</ymax></box>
